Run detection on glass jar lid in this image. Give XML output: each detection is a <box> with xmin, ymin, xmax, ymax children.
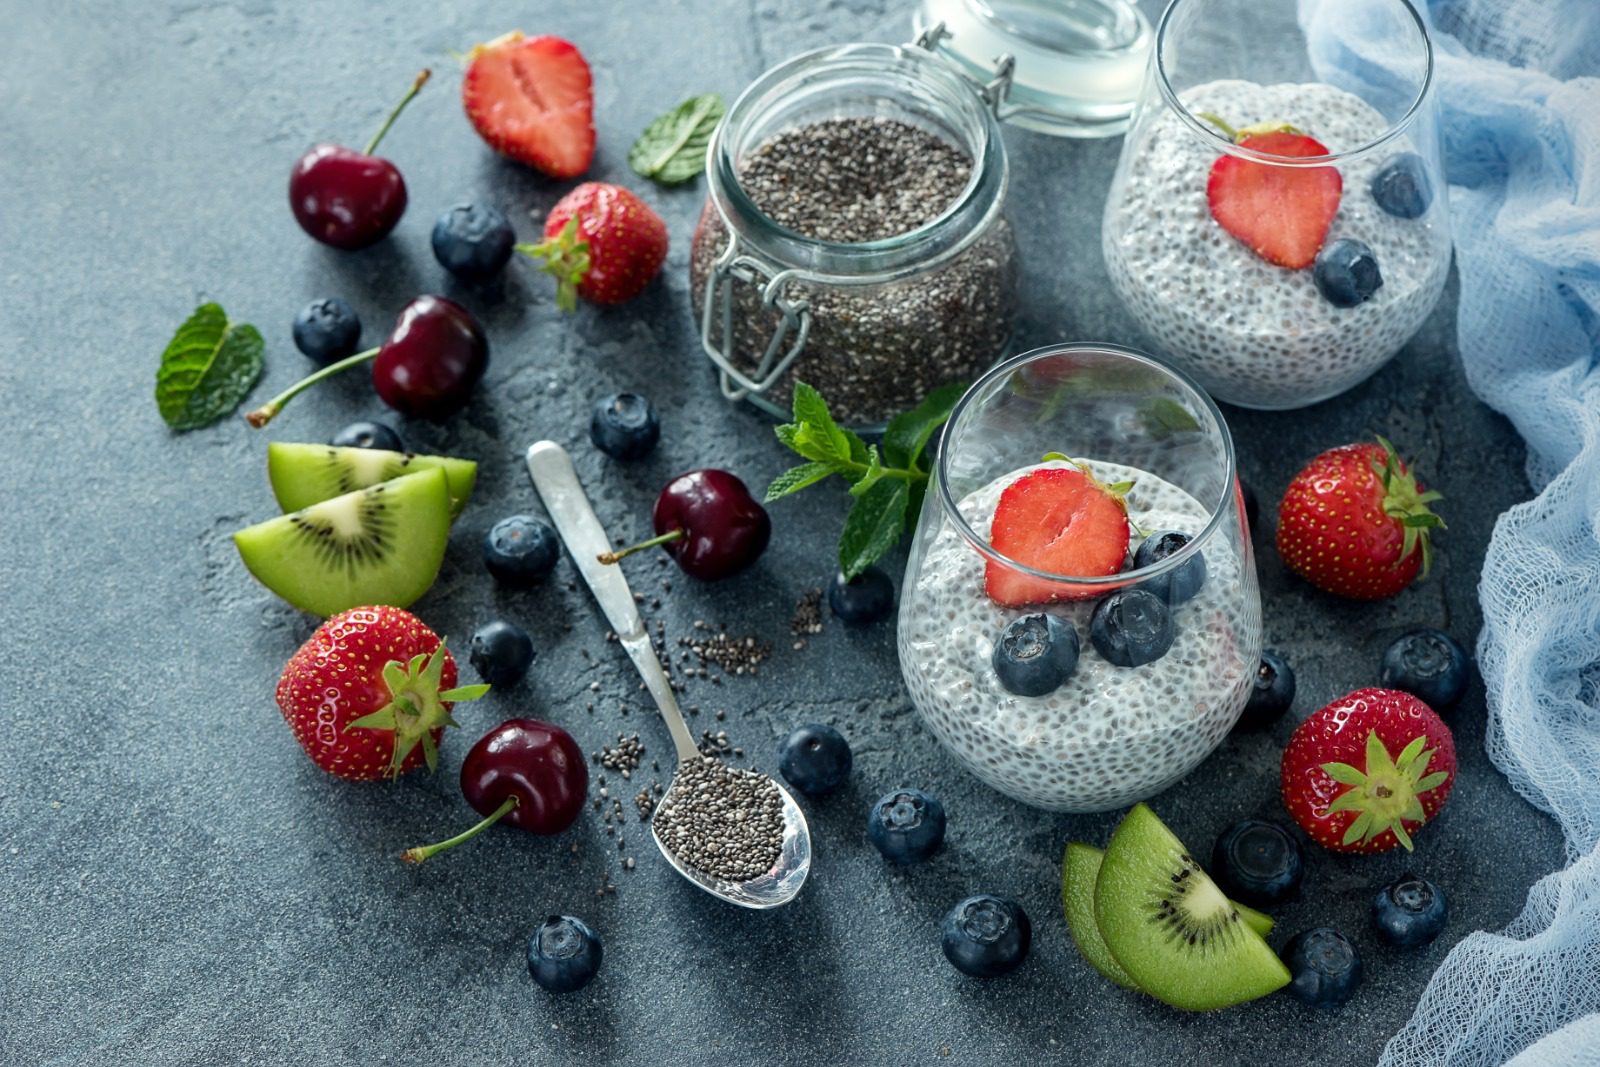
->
<box><xmin>914</xmin><ymin>0</ymin><xmax>1153</xmax><ymax>137</ymax></box>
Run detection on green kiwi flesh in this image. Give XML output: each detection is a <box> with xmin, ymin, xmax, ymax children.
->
<box><xmin>1093</xmin><ymin>805</ymin><xmax>1291</xmax><ymax>1011</ymax></box>
<box><xmin>233</xmin><ymin>467</ymin><xmax>451</xmax><ymax>617</ymax></box>
<box><xmin>1062</xmin><ymin>842</ymin><xmax>1140</xmax><ymax>990</ymax></box>
<box><xmin>1062</xmin><ymin>842</ymin><xmax>1275</xmax><ymax>993</ymax></box>
<box><xmin>266</xmin><ymin>442</ymin><xmax>477</xmax><ymax>519</ymax></box>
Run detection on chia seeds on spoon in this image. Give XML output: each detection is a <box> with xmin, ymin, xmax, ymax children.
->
<box><xmin>690</xmin><ymin>116</ymin><xmax>1016</xmax><ymax>428</ymax></box>
<box><xmin>653</xmin><ymin>756</ymin><xmax>786</xmax><ymax>883</ymax></box>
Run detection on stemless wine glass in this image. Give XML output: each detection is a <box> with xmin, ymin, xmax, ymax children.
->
<box><xmin>898</xmin><ymin>343</ymin><xmax>1260</xmax><ymax>812</ymax></box>
<box><xmin>1102</xmin><ymin>0</ymin><xmax>1450</xmax><ymax>410</ymax></box>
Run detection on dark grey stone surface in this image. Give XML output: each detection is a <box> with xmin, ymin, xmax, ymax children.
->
<box><xmin>0</xmin><ymin>2</ymin><xmax>1563</xmax><ymax>1065</ymax></box>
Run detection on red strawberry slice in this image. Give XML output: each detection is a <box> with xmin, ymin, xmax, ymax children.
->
<box><xmin>985</xmin><ymin>466</ymin><xmax>1131</xmax><ymax>607</ymax></box>
<box><xmin>462</xmin><ymin>32</ymin><xmax>595</xmax><ymax>179</ymax></box>
<box><xmin>1207</xmin><ymin>131</ymin><xmax>1341</xmax><ymax>269</ymax></box>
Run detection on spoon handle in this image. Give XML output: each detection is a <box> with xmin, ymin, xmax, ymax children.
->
<box><xmin>525</xmin><ymin>441</ymin><xmax>700</xmax><ymax>764</ymax></box>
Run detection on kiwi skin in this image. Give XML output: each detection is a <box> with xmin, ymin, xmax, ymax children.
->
<box><xmin>266</xmin><ymin>442</ymin><xmax>477</xmax><ymax>519</ymax></box>
<box><xmin>1062</xmin><ymin>841</ymin><xmax>1275</xmax><ymax>994</ymax></box>
<box><xmin>1093</xmin><ymin>804</ymin><xmax>1291</xmax><ymax>1011</ymax></box>
<box><xmin>233</xmin><ymin>467</ymin><xmax>451</xmax><ymax>617</ymax></box>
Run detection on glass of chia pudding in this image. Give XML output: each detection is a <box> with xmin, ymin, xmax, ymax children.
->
<box><xmin>898</xmin><ymin>343</ymin><xmax>1261</xmax><ymax>812</ymax></box>
<box><xmin>1102</xmin><ymin>0</ymin><xmax>1450</xmax><ymax>410</ymax></box>
<box><xmin>691</xmin><ymin>42</ymin><xmax>1018</xmax><ymax>432</ymax></box>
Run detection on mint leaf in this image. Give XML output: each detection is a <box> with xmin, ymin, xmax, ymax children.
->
<box><xmin>1140</xmin><ymin>397</ymin><xmax>1202</xmax><ymax>439</ymax></box>
<box><xmin>155</xmin><ymin>303</ymin><xmax>264</xmax><ymax>431</ymax></box>
<box><xmin>778</xmin><ymin>382</ymin><xmax>855</xmax><ymax>466</ymax></box>
<box><xmin>765</xmin><ymin>462</ymin><xmax>835</xmax><ymax>502</ymax></box>
<box><xmin>883</xmin><ymin>381</ymin><xmax>966</xmax><ymax>470</ymax></box>
<box><xmin>628</xmin><ymin>93</ymin><xmax>725</xmax><ymax>185</ymax></box>
<box><xmin>847</xmin><ymin>445</ymin><xmax>887</xmax><ymax>497</ymax></box>
<box><xmin>838</xmin><ymin>479</ymin><xmax>909</xmax><ymax>580</ymax></box>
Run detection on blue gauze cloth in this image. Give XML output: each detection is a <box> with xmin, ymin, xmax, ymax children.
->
<box><xmin>1297</xmin><ymin>0</ymin><xmax>1600</xmax><ymax>1063</ymax></box>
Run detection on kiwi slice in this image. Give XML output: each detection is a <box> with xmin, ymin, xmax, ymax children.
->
<box><xmin>233</xmin><ymin>467</ymin><xmax>451</xmax><ymax>617</ymax></box>
<box><xmin>1094</xmin><ymin>805</ymin><xmax>1291</xmax><ymax>1011</ymax></box>
<box><xmin>266</xmin><ymin>442</ymin><xmax>477</xmax><ymax>519</ymax></box>
<box><xmin>1062</xmin><ymin>842</ymin><xmax>1275</xmax><ymax>993</ymax></box>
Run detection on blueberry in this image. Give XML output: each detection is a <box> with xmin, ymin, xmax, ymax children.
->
<box><xmin>1313</xmin><ymin>238</ymin><xmax>1385</xmax><ymax>308</ymax></box>
<box><xmin>329</xmin><ymin>420</ymin><xmax>403</xmax><ymax>452</ymax></box>
<box><xmin>1211</xmin><ymin>818</ymin><xmax>1304</xmax><ymax>906</ymax></box>
<box><xmin>828</xmin><ymin>566</ymin><xmax>895</xmax><ymax>624</ymax></box>
<box><xmin>1380</xmin><ymin>629</ymin><xmax>1469</xmax><ymax>709</ymax></box>
<box><xmin>777</xmin><ymin>723</ymin><xmax>852</xmax><ymax>795</ymax></box>
<box><xmin>431</xmin><ymin>203</ymin><xmax>515</xmax><ymax>280</ymax></box>
<box><xmin>1088</xmin><ymin>588</ymin><xmax>1175</xmax><ymax>667</ymax></box>
<box><xmin>483</xmin><ymin>515</ymin><xmax>561</xmax><ymax>586</ymax></box>
<box><xmin>867</xmin><ymin>788</ymin><xmax>945</xmax><ymax>865</ymax></box>
<box><xmin>1239</xmin><ymin>649</ymin><xmax>1296</xmax><ymax>728</ymax></box>
<box><xmin>1370</xmin><ymin>153</ymin><xmax>1433</xmax><ymax>219</ymax></box>
<box><xmin>1283</xmin><ymin>927</ymin><xmax>1363</xmax><ymax>1008</ymax></box>
<box><xmin>527</xmin><ymin>915</ymin><xmax>602</xmax><ymax>994</ymax></box>
<box><xmin>1372</xmin><ymin>872</ymin><xmax>1448</xmax><ymax>947</ymax></box>
<box><xmin>1133</xmin><ymin>530</ymin><xmax>1207</xmax><ymax>603</ymax></box>
<box><xmin>941</xmin><ymin>895</ymin><xmax>1032</xmax><ymax>978</ymax></box>
<box><xmin>1240</xmin><ymin>480</ymin><xmax>1260</xmax><ymax>534</ymax></box>
<box><xmin>992</xmin><ymin>613</ymin><xmax>1079</xmax><ymax>696</ymax></box>
<box><xmin>590</xmin><ymin>393</ymin><xmax>660</xmax><ymax>461</ymax></box>
<box><xmin>292</xmin><ymin>297</ymin><xmax>362</xmax><ymax>365</ymax></box>
<box><xmin>469</xmin><ymin>620</ymin><xmax>534</xmax><ymax>687</ymax></box>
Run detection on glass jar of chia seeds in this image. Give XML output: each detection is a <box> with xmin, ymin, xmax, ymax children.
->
<box><xmin>692</xmin><ymin>2</ymin><xmax>1153</xmax><ymax>431</ymax></box>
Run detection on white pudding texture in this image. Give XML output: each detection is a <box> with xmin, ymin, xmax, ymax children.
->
<box><xmin>899</xmin><ymin>461</ymin><xmax>1254</xmax><ymax>812</ymax></box>
<box><xmin>1104</xmin><ymin>80</ymin><xmax>1448</xmax><ymax>409</ymax></box>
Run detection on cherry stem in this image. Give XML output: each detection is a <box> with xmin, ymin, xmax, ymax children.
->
<box><xmin>244</xmin><ymin>346</ymin><xmax>380</xmax><ymax>428</ymax></box>
<box><xmin>400</xmin><ymin>794</ymin><xmax>518</xmax><ymax>865</ymax></box>
<box><xmin>597</xmin><ymin>528</ymin><xmax>684</xmax><ymax>565</ymax></box>
<box><xmin>364</xmin><ymin>69</ymin><xmax>432</xmax><ymax>156</ymax></box>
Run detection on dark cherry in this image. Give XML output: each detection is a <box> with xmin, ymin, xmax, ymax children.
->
<box><xmin>246</xmin><ymin>295</ymin><xmax>488</xmax><ymax>428</ymax></box>
<box><xmin>288</xmin><ymin>70</ymin><xmax>429</xmax><ymax>250</ymax></box>
<box><xmin>371</xmin><ymin>295</ymin><xmax>489</xmax><ymax>420</ymax></box>
<box><xmin>401</xmin><ymin>718</ymin><xmax>588</xmax><ymax>864</ymax></box>
<box><xmin>601</xmin><ymin>469</ymin><xmax>770</xmax><ymax>581</ymax></box>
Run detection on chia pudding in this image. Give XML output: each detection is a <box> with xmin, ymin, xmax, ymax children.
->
<box><xmin>1103</xmin><ymin>80</ymin><xmax>1449</xmax><ymax>410</ymax></box>
<box><xmin>691</xmin><ymin>116</ymin><xmax>1017</xmax><ymax>428</ymax></box>
<box><xmin>899</xmin><ymin>460</ymin><xmax>1256</xmax><ymax>812</ymax></box>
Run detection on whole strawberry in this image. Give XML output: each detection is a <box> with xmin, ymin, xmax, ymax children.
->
<box><xmin>1281</xmin><ymin>688</ymin><xmax>1455</xmax><ymax>853</ymax></box>
<box><xmin>462</xmin><ymin>32</ymin><xmax>595</xmax><ymax>179</ymax></box>
<box><xmin>518</xmin><ymin>183</ymin><xmax>668</xmax><ymax>310</ymax></box>
<box><xmin>275</xmin><ymin>606</ymin><xmax>488</xmax><ymax>781</ymax></box>
<box><xmin>1277</xmin><ymin>436</ymin><xmax>1444</xmax><ymax>599</ymax></box>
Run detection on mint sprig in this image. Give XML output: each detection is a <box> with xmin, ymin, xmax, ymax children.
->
<box><xmin>628</xmin><ymin>93</ymin><xmax>725</xmax><ymax>185</ymax></box>
<box><xmin>155</xmin><ymin>303</ymin><xmax>264</xmax><ymax>431</ymax></box>
<box><xmin>767</xmin><ymin>381</ymin><xmax>965</xmax><ymax>580</ymax></box>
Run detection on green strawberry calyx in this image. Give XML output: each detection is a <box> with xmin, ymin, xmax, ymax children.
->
<box><xmin>516</xmin><ymin>217</ymin><xmax>592</xmax><ymax>313</ymax></box>
<box><xmin>1195</xmin><ymin>112</ymin><xmax>1307</xmax><ymax>143</ymax></box>
<box><xmin>343</xmin><ymin>641</ymin><xmax>490</xmax><ymax>776</ymax></box>
<box><xmin>1321</xmin><ymin>730</ymin><xmax>1451</xmax><ymax>851</ymax></box>
<box><xmin>1370</xmin><ymin>435</ymin><xmax>1446</xmax><ymax>576</ymax></box>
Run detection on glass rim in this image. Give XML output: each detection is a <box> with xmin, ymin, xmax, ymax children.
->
<box><xmin>1153</xmin><ymin>0</ymin><xmax>1435</xmax><ymax>166</ymax></box>
<box><xmin>709</xmin><ymin>41</ymin><xmax>1007</xmax><ymax>263</ymax></box>
<box><xmin>935</xmin><ymin>341</ymin><xmax>1238</xmax><ymax>588</ymax></box>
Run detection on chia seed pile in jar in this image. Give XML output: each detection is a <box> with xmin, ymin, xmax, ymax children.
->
<box><xmin>691</xmin><ymin>115</ymin><xmax>1017</xmax><ymax>428</ymax></box>
<box><xmin>652</xmin><ymin>756</ymin><xmax>786</xmax><ymax>882</ymax></box>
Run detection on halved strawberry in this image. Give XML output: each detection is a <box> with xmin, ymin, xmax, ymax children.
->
<box><xmin>985</xmin><ymin>466</ymin><xmax>1131</xmax><ymax>607</ymax></box>
<box><xmin>1206</xmin><ymin>130</ymin><xmax>1341</xmax><ymax>270</ymax></box>
<box><xmin>462</xmin><ymin>32</ymin><xmax>594</xmax><ymax>179</ymax></box>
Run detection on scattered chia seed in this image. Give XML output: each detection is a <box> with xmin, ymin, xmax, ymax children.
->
<box><xmin>653</xmin><ymin>756</ymin><xmax>786</xmax><ymax>883</ymax></box>
<box><xmin>690</xmin><ymin>116</ymin><xmax>1017</xmax><ymax>428</ymax></box>
<box><xmin>681</xmin><ymin>627</ymin><xmax>770</xmax><ymax>676</ymax></box>
<box><xmin>598</xmin><ymin>735</ymin><xmax>646</xmax><ymax>777</ymax></box>
<box><xmin>790</xmin><ymin>588</ymin><xmax>824</xmax><ymax>637</ymax></box>
<box><xmin>635</xmin><ymin>789</ymin><xmax>656</xmax><ymax>821</ymax></box>
<box><xmin>698</xmin><ymin>730</ymin><xmax>733</xmax><ymax>758</ymax></box>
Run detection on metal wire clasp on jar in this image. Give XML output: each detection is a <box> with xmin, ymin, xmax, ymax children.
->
<box><xmin>690</xmin><ymin>41</ymin><xmax>1020</xmax><ymax>433</ymax></box>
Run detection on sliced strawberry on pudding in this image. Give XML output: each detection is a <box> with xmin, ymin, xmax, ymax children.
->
<box><xmin>985</xmin><ymin>465</ymin><xmax>1132</xmax><ymax>607</ymax></box>
<box><xmin>1202</xmin><ymin>115</ymin><xmax>1342</xmax><ymax>270</ymax></box>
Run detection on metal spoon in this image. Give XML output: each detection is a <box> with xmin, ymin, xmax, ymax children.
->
<box><xmin>525</xmin><ymin>441</ymin><xmax>811</xmax><ymax>909</ymax></box>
